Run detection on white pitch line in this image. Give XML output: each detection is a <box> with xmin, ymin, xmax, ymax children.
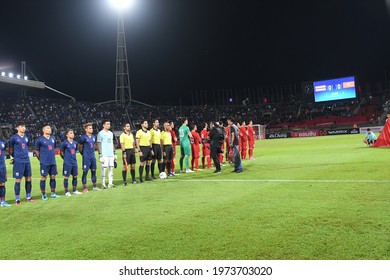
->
<box><xmin>7</xmin><ymin>178</ymin><xmax>390</xmax><ymax>183</ymax></box>
<box><xmin>170</xmin><ymin>179</ymin><xmax>390</xmax><ymax>183</ymax></box>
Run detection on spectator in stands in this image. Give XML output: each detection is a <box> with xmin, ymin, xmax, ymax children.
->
<box><xmin>363</xmin><ymin>128</ymin><xmax>377</xmax><ymax>146</ymax></box>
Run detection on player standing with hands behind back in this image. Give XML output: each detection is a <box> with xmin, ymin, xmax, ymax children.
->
<box><xmin>35</xmin><ymin>124</ymin><xmax>61</xmax><ymax>200</ymax></box>
<box><xmin>60</xmin><ymin>129</ymin><xmax>82</xmax><ymax>196</ymax></box>
<box><xmin>79</xmin><ymin>123</ymin><xmax>99</xmax><ymax>191</ymax></box>
<box><xmin>120</xmin><ymin>122</ymin><xmax>138</xmax><ymax>185</ymax></box>
<box><xmin>9</xmin><ymin>121</ymin><xmax>36</xmax><ymax>205</ymax></box>
<box><xmin>179</xmin><ymin>118</ymin><xmax>194</xmax><ymax>173</ymax></box>
<box><xmin>97</xmin><ymin>120</ymin><xmax>117</xmax><ymax>188</ymax></box>
<box><xmin>0</xmin><ymin>139</ymin><xmax>10</xmax><ymax>207</ymax></box>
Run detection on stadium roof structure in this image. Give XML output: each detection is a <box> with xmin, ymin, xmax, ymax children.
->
<box><xmin>0</xmin><ymin>74</ymin><xmax>45</xmax><ymax>89</ymax></box>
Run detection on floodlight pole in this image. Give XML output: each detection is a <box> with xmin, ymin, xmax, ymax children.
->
<box><xmin>115</xmin><ymin>11</ymin><xmax>132</xmax><ymax>106</ymax></box>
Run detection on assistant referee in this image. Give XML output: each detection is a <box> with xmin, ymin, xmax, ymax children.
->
<box><xmin>120</xmin><ymin>122</ymin><xmax>137</xmax><ymax>185</ymax></box>
<box><xmin>161</xmin><ymin>122</ymin><xmax>173</xmax><ymax>176</ymax></box>
<box><xmin>135</xmin><ymin>120</ymin><xmax>153</xmax><ymax>182</ymax></box>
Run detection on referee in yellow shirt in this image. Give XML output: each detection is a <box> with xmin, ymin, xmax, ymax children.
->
<box><xmin>161</xmin><ymin>122</ymin><xmax>174</xmax><ymax>176</ymax></box>
<box><xmin>150</xmin><ymin>119</ymin><xmax>163</xmax><ymax>180</ymax></box>
<box><xmin>136</xmin><ymin>120</ymin><xmax>153</xmax><ymax>182</ymax></box>
<box><xmin>120</xmin><ymin>122</ymin><xmax>138</xmax><ymax>185</ymax></box>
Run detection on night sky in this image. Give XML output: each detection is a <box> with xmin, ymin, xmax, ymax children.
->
<box><xmin>1</xmin><ymin>0</ymin><xmax>390</xmax><ymax>105</ymax></box>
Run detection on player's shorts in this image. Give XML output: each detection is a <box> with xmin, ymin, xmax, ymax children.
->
<box><xmin>63</xmin><ymin>163</ymin><xmax>78</xmax><ymax>177</ymax></box>
<box><xmin>248</xmin><ymin>137</ymin><xmax>255</xmax><ymax>149</ymax></box>
<box><xmin>0</xmin><ymin>164</ymin><xmax>7</xmax><ymax>183</ymax></box>
<box><xmin>82</xmin><ymin>157</ymin><xmax>97</xmax><ymax>171</ymax></box>
<box><xmin>191</xmin><ymin>145</ymin><xmax>200</xmax><ymax>158</ymax></box>
<box><xmin>202</xmin><ymin>144</ymin><xmax>210</xmax><ymax>156</ymax></box>
<box><xmin>123</xmin><ymin>149</ymin><xmax>136</xmax><ymax>165</ymax></box>
<box><xmin>163</xmin><ymin>145</ymin><xmax>173</xmax><ymax>161</ymax></box>
<box><xmin>139</xmin><ymin>146</ymin><xmax>152</xmax><ymax>162</ymax></box>
<box><xmin>152</xmin><ymin>144</ymin><xmax>163</xmax><ymax>161</ymax></box>
<box><xmin>13</xmin><ymin>161</ymin><xmax>32</xmax><ymax>179</ymax></box>
<box><xmin>40</xmin><ymin>164</ymin><xmax>58</xmax><ymax>177</ymax></box>
<box><xmin>101</xmin><ymin>156</ymin><xmax>115</xmax><ymax>168</ymax></box>
<box><xmin>180</xmin><ymin>144</ymin><xmax>191</xmax><ymax>156</ymax></box>
<box><xmin>241</xmin><ymin>141</ymin><xmax>248</xmax><ymax>149</ymax></box>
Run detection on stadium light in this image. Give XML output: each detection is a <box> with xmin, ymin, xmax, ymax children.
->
<box><xmin>109</xmin><ymin>0</ymin><xmax>135</xmax><ymax>10</ymax></box>
<box><xmin>24</xmin><ymin>76</ymin><xmax>28</xmax><ymax>80</ymax></box>
<box><xmin>1</xmin><ymin>72</ymin><xmax>5</xmax><ymax>76</ymax></box>
<box><xmin>16</xmin><ymin>74</ymin><xmax>21</xmax><ymax>79</ymax></box>
<box><xmin>8</xmin><ymin>73</ymin><xmax>13</xmax><ymax>78</ymax></box>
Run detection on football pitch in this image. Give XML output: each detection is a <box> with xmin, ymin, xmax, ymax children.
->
<box><xmin>1</xmin><ymin>134</ymin><xmax>389</xmax><ymax>260</ymax></box>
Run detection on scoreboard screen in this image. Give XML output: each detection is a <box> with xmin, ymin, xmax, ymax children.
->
<box><xmin>313</xmin><ymin>76</ymin><xmax>356</xmax><ymax>102</ymax></box>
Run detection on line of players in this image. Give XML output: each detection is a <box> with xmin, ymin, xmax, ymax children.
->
<box><xmin>0</xmin><ymin>118</ymin><xmax>255</xmax><ymax>207</ymax></box>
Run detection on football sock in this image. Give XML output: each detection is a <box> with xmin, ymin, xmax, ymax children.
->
<box><xmin>0</xmin><ymin>186</ymin><xmax>5</xmax><ymax>199</ymax></box>
<box><xmin>179</xmin><ymin>157</ymin><xmax>184</xmax><ymax>170</ymax></box>
<box><xmin>139</xmin><ymin>165</ymin><xmax>144</xmax><ymax>180</ymax></box>
<box><xmin>108</xmin><ymin>167</ymin><xmax>113</xmax><ymax>185</ymax></box>
<box><xmin>82</xmin><ymin>171</ymin><xmax>88</xmax><ymax>185</ymax></box>
<box><xmin>40</xmin><ymin>180</ymin><xmax>46</xmax><ymax>196</ymax></box>
<box><xmin>166</xmin><ymin>162</ymin><xmax>171</xmax><ymax>174</ymax></box>
<box><xmin>171</xmin><ymin>159</ymin><xmax>175</xmax><ymax>173</ymax></box>
<box><xmin>122</xmin><ymin>170</ymin><xmax>127</xmax><ymax>182</ymax></box>
<box><xmin>151</xmin><ymin>162</ymin><xmax>155</xmax><ymax>177</ymax></box>
<box><xmin>184</xmin><ymin>156</ymin><xmax>190</xmax><ymax>170</ymax></box>
<box><xmin>145</xmin><ymin>165</ymin><xmax>150</xmax><ymax>178</ymax></box>
<box><xmin>131</xmin><ymin>169</ymin><xmax>135</xmax><ymax>181</ymax></box>
<box><xmin>64</xmin><ymin>178</ymin><xmax>69</xmax><ymax>192</ymax></box>
<box><xmin>26</xmin><ymin>181</ymin><xmax>32</xmax><ymax>195</ymax></box>
<box><xmin>101</xmin><ymin>167</ymin><xmax>107</xmax><ymax>186</ymax></box>
<box><xmin>50</xmin><ymin>178</ymin><xmax>56</xmax><ymax>193</ymax></box>
<box><xmin>72</xmin><ymin>177</ymin><xmax>77</xmax><ymax>192</ymax></box>
<box><xmin>159</xmin><ymin>162</ymin><xmax>164</xmax><ymax>173</ymax></box>
<box><xmin>91</xmin><ymin>170</ymin><xmax>97</xmax><ymax>187</ymax></box>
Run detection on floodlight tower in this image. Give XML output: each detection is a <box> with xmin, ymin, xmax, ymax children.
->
<box><xmin>110</xmin><ymin>0</ymin><xmax>134</xmax><ymax>106</ymax></box>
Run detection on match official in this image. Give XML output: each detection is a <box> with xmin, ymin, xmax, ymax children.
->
<box><xmin>120</xmin><ymin>123</ymin><xmax>138</xmax><ymax>185</ymax></box>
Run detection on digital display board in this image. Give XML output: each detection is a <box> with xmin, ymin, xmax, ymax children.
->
<box><xmin>313</xmin><ymin>76</ymin><xmax>356</xmax><ymax>102</ymax></box>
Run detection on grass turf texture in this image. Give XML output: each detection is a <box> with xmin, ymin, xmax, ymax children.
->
<box><xmin>1</xmin><ymin>134</ymin><xmax>389</xmax><ymax>260</ymax></box>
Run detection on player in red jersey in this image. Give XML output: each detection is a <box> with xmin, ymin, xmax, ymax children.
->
<box><xmin>239</xmin><ymin>121</ymin><xmax>248</xmax><ymax>160</ymax></box>
<box><xmin>167</xmin><ymin>121</ymin><xmax>178</xmax><ymax>175</ymax></box>
<box><xmin>247</xmin><ymin>120</ymin><xmax>255</xmax><ymax>160</ymax></box>
<box><xmin>200</xmin><ymin>123</ymin><xmax>211</xmax><ymax>169</ymax></box>
<box><xmin>190</xmin><ymin>124</ymin><xmax>202</xmax><ymax>171</ymax></box>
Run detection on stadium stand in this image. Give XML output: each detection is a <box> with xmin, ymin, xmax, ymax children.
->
<box><xmin>1</xmin><ymin>92</ymin><xmax>390</xmax><ymax>147</ymax></box>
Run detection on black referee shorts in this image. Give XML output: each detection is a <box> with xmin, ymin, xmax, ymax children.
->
<box><xmin>122</xmin><ymin>149</ymin><xmax>136</xmax><ymax>165</ymax></box>
<box><xmin>152</xmin><ymin>143</ymin><xmax>163</xmax><ymax>161</ymax></box>
<box><xmin>139</xmin><ymin>146</ymin><xmax>152</xmax><ymax>162</ymax></box>
<box><xmin>163</xmin><ymin>145</ymin><xmax>173</xmax><ymax>161</ymax></box>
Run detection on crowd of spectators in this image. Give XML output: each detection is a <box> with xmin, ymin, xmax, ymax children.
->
<box><xmin>1</xmin><ymin>93</ymin><xmax>390</xmax><ymax>147</ymax></box>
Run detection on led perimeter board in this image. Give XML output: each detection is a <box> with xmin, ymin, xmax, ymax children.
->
<box><xmin>313</xmin><ymin>76</ymin><xmax>356</xmax><ymax>103</ymax></box>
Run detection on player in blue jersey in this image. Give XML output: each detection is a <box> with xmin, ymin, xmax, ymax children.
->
<box><xmin>0</xmin><ymin>139</ymin><xmax>11</xmax><ymax>207</ymax></box>
<box><xmin>60</xmin><ymin>129</ymin><xmax>82</xmax><ymax>196</ymax></box>
<box><xmin>79</xmin><ymin>123</ymin><xmax>99</xmax><ymax>191</ymax></box>
<box><xmin>35</xmin><ymin>124</ymin><xmax>61</xmax><ymax>200</ymax></box>
<box><xmin>97</xmin><ymin>120</ymin><xmax>117</xmax><ymax>188</ymax></box>
<box><xmin>9</xmin><ymin>121</ymin><xmax>36</xmax><ymax>205</ymax></box>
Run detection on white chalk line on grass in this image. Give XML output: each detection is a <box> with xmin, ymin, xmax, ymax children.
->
<box><xmin>167</xmin><ymin>179</ymin><xmax>390</xmax><ymax>183</ymax></box>
<box><xmin>8</xmin><ymin>178</ymin><xmax>390</xmax><ymax>183</ymax></box>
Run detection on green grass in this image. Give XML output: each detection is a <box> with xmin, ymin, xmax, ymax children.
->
<box><xmin>1</xmin><ymin>134</ymin><xmax>389</xmax><ymax>260</ymax></box>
